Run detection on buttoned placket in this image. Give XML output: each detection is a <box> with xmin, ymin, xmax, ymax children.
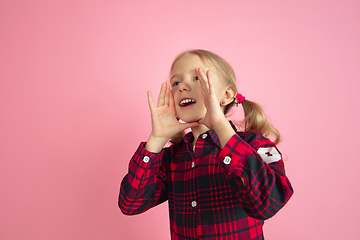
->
<box><xmin>190</xmin><ymin>142</ymin><xmax>198</xmax><ymax>210</ymax></box>
<box><xmin>189</xmin><ymin>135</ymin><xmax>201</xmax><ymax>238</ymax></box>
<box><xmin>183</xmin><ymin>130</ymin><xmax>222</xmax><ymax>239</ymax></box>
<box><xmin>192</xmin><ymin>133</ymin><xmax>211</xmax><ymax>239</ymax></box>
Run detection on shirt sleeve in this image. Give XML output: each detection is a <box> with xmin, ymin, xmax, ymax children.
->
<box><xmin>216</xmin><ymin>131</ymin><xmax>294</xmax><ymax>220</ymax></box>
<box><xmin>119</xmin><ymin>142</ymin><xmax>168</xmax><ymax>215</ymax></box>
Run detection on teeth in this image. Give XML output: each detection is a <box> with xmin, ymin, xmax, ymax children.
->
<box><xmin>180</xmin><ymin>99</ymin><xmax>195</xmax><ymax>106</ymax></box>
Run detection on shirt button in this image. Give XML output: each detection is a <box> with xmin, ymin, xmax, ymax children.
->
<box><xmin>143</xmin><ymin>156</ymin><xmax>150</xmax><ymax>163</ymax></box>
<box><xmin>202</xmin><ymin>134</ymin><xmax>208</xmax><ymax>139</ymax></box>
<box><xmin>223</xmin><ymin>156</ymin><xmax>232</xmax><ymax>165</ymax></box>
<box><xmin>191</xmin><ymin>201</ymin><xmax>197</xmax><ymax>207</ymax></box>
<box><xmin>191</xmin><ymin>162</ymin><xmax>195</xmax><ymax>168</ymax></box>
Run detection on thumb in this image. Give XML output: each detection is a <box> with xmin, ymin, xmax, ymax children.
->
<box><xmin>180</xmin><ymin>121</ymin><xmax>200</xmax><ymax>130</ymax></box>
<box><xmin>197</xmin><ymin>117</ymin><xmax>206</xmax><ymax>126</ymax></box>
<box><xmin>197</xmin><ymin>118</ymin><xmax>210</xmax><ymax>130</ymax></box>
<box><xmin>197</xmin><ymin>118</ymin><xmax>204</xmax><ymax>125</ymax></box>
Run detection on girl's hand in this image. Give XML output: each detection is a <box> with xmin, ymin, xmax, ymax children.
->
<box><xmin>146</xmin><ymin>81</ymin><xmax>199</xmax><ymax>152</ymax></box>
<box><xmin>195</xmin><ymin>68</ymin><xmax>228</xmax><ymax>130</ymax></box>
<box><xmin>196</xmin><ymin>68</ymin><xmax>236</xmax><ymax>148</ymax></box>
<box><xmin>195</xmin><ymin>68</ymin><xmax>236</xmax><ymax>147</ymax></box>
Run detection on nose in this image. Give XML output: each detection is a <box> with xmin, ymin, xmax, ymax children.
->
<box><xmin>179</xmin><ymin>79</ymin><xmax>191</xmax><ymax>92</ymax></box>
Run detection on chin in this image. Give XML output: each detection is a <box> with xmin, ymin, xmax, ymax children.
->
<box><xmin>178</xmin><ymin>114</ymin><xmax>203</xmax><ymax>123</ymax></box>
<box><xmin>180</xmin><ymin>118</ymin><xmax>199</xmax><ymax>123</ymax></box>
<box><xmin>176</xmin><ymin>107</ymin><xmax>206</xmax><ymax>123</ymax></box>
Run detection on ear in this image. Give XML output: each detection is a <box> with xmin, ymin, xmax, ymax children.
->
<box><xmin>220</xmin><ymin>85</ymin><xmax>236</xmax><ymax>106</ymax></box>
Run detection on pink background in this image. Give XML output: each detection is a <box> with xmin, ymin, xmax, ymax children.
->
<box><xmin>1</xmin><ymin>0</ymin><xmax>359</xmax><ymax>239</ymax></box>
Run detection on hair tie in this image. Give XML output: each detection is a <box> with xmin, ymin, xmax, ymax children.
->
<box><xmin>234</xmin><ymin>93</ymin><xmax>245</xmax><ymax>107</ymax></box>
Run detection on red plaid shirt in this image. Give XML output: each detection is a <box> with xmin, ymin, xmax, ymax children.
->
<box><xmin>119</xmin><ymin>123</ymin><xmax>293</xmax><ymax>239</ymax></box>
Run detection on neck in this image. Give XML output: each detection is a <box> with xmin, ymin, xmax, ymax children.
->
<box><xmin>191</xmin><ymin>124</ymin><xmax>210</xmax><ymax>145</ymax></box>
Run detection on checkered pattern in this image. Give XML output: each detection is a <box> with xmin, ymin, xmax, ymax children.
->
<box><xmin>119</xmin><ymin>123</ymin><xmax>293</xmax><ymax>239</ymax></box>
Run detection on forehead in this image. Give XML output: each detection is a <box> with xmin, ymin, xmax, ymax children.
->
<box><xmin>171</xmin><ymin>54</ymin><xmax>210</xmax><ymax>75</ymax></box>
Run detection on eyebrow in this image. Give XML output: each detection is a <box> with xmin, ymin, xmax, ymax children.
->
<box><xmin>170</xmin><ymin>74</ymin><xmax>181</xmax><ymax>81</ymax></box>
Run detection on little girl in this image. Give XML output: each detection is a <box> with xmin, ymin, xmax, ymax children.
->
<box><xmin>119</xmin><ymin>49</ymin><xmax>293</xmax><ymax>240</ymax></box>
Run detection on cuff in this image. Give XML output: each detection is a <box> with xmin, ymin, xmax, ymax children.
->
<box><xmin>132</xmin><ymin>142</ymin><xmax>162</xmax><ymax>169</ymax></box>
<box><xmin>217</xmin><ymin>134</ymin><xmax>252</xmax><ymax>175</ymax></box>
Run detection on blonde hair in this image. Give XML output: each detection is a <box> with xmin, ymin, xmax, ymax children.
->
<box><xmin>170</xmin><ymin>49</ymin><xmax>281</xmax><ymax>145</ymax></box>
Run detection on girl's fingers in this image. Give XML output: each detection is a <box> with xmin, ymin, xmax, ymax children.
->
<box><xmin>147</xmin><ymin>91</ymin><xmax>155</xmax><ymax>112</ymax></box>
<box><xmin>157</xmin><ymin>83</ymin><xmax>166</xmax><ymax>107</ymax></box>
<box><xmin>164</xmin><ymin>81</ymin><xmax>170</xmax><ymax>107</ymax></box>
<box><xmin>206</xmin><ymin>70</ymin><xmax>215</xmax><ymax>94</ymax></box>
<box><xmin>168</xmin><ymin>83</ymin><xmax>175</xmax><ymax>108</ymax></box>
<box><xmin>196</xmin><ymin>68</ymin><xmax>210</xmax><ymax>95</ymax></box>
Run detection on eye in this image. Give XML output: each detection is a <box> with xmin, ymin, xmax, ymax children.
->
<box><xmin>194</xmin><ymin>76</ymin><xmax>199</xmax><ymax>81</ymax></box>
<box><xmin>172</xmin><ymin>81</ymin><xmax>181</xmax><ymax>87</ymax></box>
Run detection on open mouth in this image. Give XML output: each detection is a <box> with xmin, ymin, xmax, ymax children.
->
<box><xmin>179</xmin><ymin>98</ymin><xmax>196</xmax><ymax>107</ymax></box>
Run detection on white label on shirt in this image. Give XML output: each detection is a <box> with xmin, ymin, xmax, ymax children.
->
<box><xmin>257</xmin><ymin>147</ymin><xmax>282</xmax><ymax>164</ymax></box>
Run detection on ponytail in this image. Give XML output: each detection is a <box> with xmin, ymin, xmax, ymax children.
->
<box><xmin>241</xmin><ymin>99</ymin><xmax>281</xmax><ymax>145</ymax></box>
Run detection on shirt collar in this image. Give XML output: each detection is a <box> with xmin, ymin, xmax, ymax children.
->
<box><xmin>182</xmin><ymin>121</ymin><xmax>238</xmax><ymax>148</ymax></box>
